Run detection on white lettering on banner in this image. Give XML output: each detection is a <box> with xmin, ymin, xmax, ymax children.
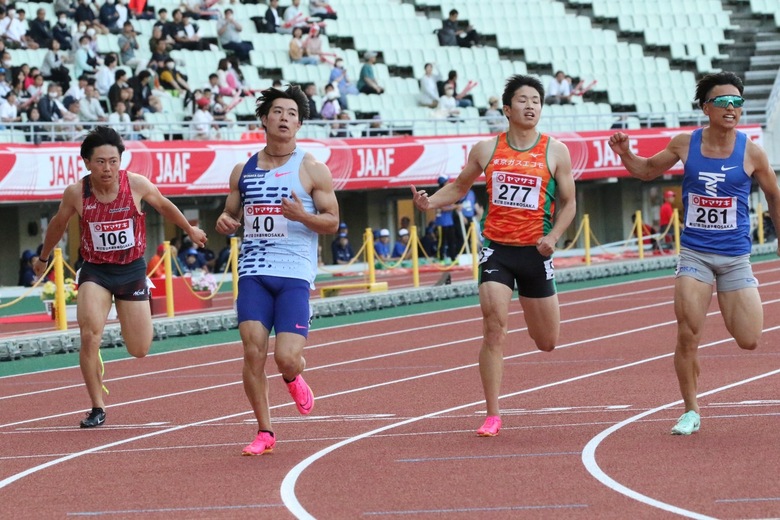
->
<box><xmin>243</xmin><ymin>204</ymin><xmax>288</xmax><ymax>240</ymax></box>
<box><xmin>592</xmin><ymin>138</ymin><xmax>638</xmax><ymax>168</ymax></box>
<box><xmin>356</xmin><ymin>148</ymin><xmax>395</xmax><ymax>177</ymax></box>
<box><xmin>48</xmin><ymin>154</ymin><xmax>85</xmax><ymax>187</ymax></box>
<box><xmin>89</xmin><ymin>219</ymin><xmax>135</xmax><ymax>251</ymax></box>
<box><xmin>154</xmin><ymin>152</ymin><xmax>190</xmax><ymax>183</ymax></box>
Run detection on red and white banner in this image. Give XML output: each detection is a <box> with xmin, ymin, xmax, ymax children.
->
<box><xmin>0</xmin><ymin>125</ymin><xmax>762</xmax><ymax>202</ymax></box>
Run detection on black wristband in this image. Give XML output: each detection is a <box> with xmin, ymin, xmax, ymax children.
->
<box><xmin>38</xmin><ymin>256</ymin><xmax>50</xmax><ymax>263</ymax></box>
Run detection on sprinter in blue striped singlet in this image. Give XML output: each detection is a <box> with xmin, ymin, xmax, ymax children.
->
<box><xmin>216</xmin><ymin>86</ymin><xmax>339</xmax><ymax>456</ymax></box>
<box><xmin>609</xmin><ymin>72</ymin><xmax>780</xmax><ymax>436</ymax></box>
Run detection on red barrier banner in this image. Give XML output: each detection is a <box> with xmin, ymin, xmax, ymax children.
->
<box><xmin>0</xmin><ymin>125</ymin><xmax>762</xmax><ymax>202</ymax></box>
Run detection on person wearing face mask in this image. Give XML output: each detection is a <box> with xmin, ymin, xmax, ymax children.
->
<box><xmin>74</xmin><ymin>34</ymin><xmax>98</xmax><ymax>78</ymax></box>
<box><xmin>158</xmin><ymin>57</ymin><xmax>190</xmax><ymax>97</ymax></box>
<box><xmin>319</xmin><ymin>83</ymin><xmax>340</xmax><ymax>121</ymax></box>
<box><xmin>75</xmin><ymin>0</ymin><xmax>109</xmax><ymax>35</ymax></box>
<box><xmin>52</xmin><ymin>13</ymin><xmax>73</xmax><ymax>50</ymax></box>
<box><xmin>38</xmin><ymin>84</ymin><xmax>63</xmax><ymax>142</ymax></box>
<box><xmin>328</xmin><ymin>57</ymin><xmax>357</xmax><ymax>110</ymax></box>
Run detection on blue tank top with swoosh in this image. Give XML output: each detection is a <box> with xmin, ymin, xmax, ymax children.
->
<box><xmin>681</xmin><ymin>129</ymin><xmax>751</xmax><ymax>256</ymax></box>
<box><xmin>238</xmin><ymin>149</ymin><xmax>318</xmax><ymax>285</ymax></box>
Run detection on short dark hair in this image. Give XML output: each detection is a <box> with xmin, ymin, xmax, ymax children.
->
<box><xmin>80</xmin><ymin>126</ymin><xmax>125</xmax><ymax>160</ymax></box>
<box><xmin>255</xmin><ymin>84</ymin><xmax>309</xmax><ymax>129</ymax></box>
<box><xmin>694</xmin><ymin>71</ymin><xmax>744</xmax><ymax>108</ymax></box>
<box><xmin>449</xmin><ymin>9</ymin><xmax>458</xmax><ymax>16</ymax></box>
<box><xmin>503</xmin><ymin>74</ymin><xmax>545</xmax><ymax>106</ymax></box>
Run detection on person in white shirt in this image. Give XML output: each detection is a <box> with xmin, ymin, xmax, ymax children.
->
<box><xmin>191</xmin><ymin>96</ymin><xmax>218</xmax><ymax>140</ymax></box>
<box><xmin>281</xmin><ymin>0</ymin><xmax>308</xmax><ymax>34</ymax></box>
<box><xmin>107</xmin><ymin>99</ymin><xmax>131</xmax><ymax>137</ymax></box>
<box><xmin>0</xmin><ymin>90</ymin><xmax>19</xmax><ymax>129</ymax></box>
<box><xmin>545</xmin><ymin>70</ymin><xmax>572</xmax><ymax>105</ymax></box>
<box><xmin>418</xmin><ymin>62</ymin><xmax>440</xmax><ymax>108</ymax></box>
<box><xmin>66</xmin><ymin>74</ymin><xmax>89</xmax><ymax>102</ymax></box>
<box><xmin>79</xmin><ymin>84</ymin><xmax>107</xmax><ymax>124</ymax></box>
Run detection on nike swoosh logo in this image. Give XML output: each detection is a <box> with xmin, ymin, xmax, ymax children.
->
<box><xmin>721</xmin><ymin>165</ymin><xmax>738</xmax><ymax>171</ymax></box>
<box><xmin>295</xmin><ymin>323</ymin><xmax>307</xmax><ymax>329</ymax></box>
<box><xmin>275</xmin><ymin>171</ymin><xmax>292</xmax><ymax>177</ymax></box>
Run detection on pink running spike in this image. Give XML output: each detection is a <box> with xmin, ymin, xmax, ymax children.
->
<box><xmin>287</xmin><ymin>375</ymin><xmax>314</xmax><ymax>415</ymax></box>
<box><xmin>242</xmin><ymin>431</ymin><xmax>276</xmax><ymax>456</ymax></box>
<box><xmin>477</xmin><ymin>415</ymin><xmax>502</xmax><ymax>437</ymax></box>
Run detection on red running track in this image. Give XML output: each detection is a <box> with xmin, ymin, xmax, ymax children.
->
<box><xmin>3</xmin><ymin>261</ymin><xmax>780</xmax><ymax>519</ymax></box>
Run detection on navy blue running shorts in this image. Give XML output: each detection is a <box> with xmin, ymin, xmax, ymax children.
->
<box><xmin>237</xmin><ymin>275</ymin><xmax>311</xmax><ymax>336</ymax></box>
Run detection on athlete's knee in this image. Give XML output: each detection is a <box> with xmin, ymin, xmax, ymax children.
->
<box><xmin>535</xmin><ymin>339</ymin><xmax>556</xmax><ymax>352</ymax></box>
<box><xmin>275</xmin><ymin>350</ymin><xmax>301</xmax><ymax>375</ymax></box>
<box><xmin>735</xmin><ymin>335</ymin><xmax>760</xmax><ymax>351</ymax></box>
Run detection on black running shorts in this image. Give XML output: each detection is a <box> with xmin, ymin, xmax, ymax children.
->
<box><xmin>77</xmin><ymin>258</ymin><xmax>150</xmax><ymax>301</ymax></box>
<box><xmin>478</xmin><ymin>241</ymin><xmax>556</xmax><ymax>298</ymax></box>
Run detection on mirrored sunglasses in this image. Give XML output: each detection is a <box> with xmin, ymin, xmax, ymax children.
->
<box><xmin>706</xmin><ymin>95</ymin><xmax>744</xmax><ymax>108</ymax></box>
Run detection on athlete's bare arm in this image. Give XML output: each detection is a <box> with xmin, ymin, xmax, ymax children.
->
<box><xmin>609</xmin><ymin>132</ymin><xmax>689</xmax><ymax>181</ymax></box>
<box><xmin>747</xmin><ymin>140</ymin><xmax>780</xmax><ymax>256</ymax></box>
<box><xmin>129</xmin><ymin>172</ymin><xmax>207</xmax><ymax>247</ymax></box>
<box><xmin>539</xmin><ymin>138</ymin><xmax>576</xmax><ymax>255</ymax></box>
<box><xmin>286</xmin><ymin>155</ymin><xmax>339</xmax><ymax>235</ymax></box>
<box><xmin>412</xmin><ymin>137</ymin><xmax>494</xmax><ymax>211</ymax></box>
<box><xmin>216</xmin><ymin>162</ymin><xmax>244</xmax><ymax>236</ymax></box>
<box><xmin>34</xmin><ymin>183</ymin><xmax>81</xmax><ymax>276</ymax></box>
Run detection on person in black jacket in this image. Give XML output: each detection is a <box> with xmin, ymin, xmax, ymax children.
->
<box><xmin>28</xmin><ymin>8</ymin><xmax>54</xmax><ymax>48</ymax></box>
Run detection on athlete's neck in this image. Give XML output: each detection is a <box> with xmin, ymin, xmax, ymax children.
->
<box><xmin>262</xmin><ymin>145</ymin><xmax>295</xmax><ymax>158</ymax></box>
<box><xmin>506</xmin><ymin>128</ymin><xmax>539</xmax><ymax>150</ymax></box>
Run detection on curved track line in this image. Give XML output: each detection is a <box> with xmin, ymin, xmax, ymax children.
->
<box><xmin>581</xmin><ymin>366</ymin><xmax>780</xmax><ymax>519</ymax></box>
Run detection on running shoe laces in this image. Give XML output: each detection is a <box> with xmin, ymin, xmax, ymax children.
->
<box><xmin>477</xmin><ymin>415</ymin><xmax>502</xmax><ymax>437</ymax></box>
<box><xmin>80</xmin><ymin>407</ymin><xmax>106</xmax><ymax>428</ymax></box>
<box><xmin>287</xmin><ymin>375</ymin><xmax>314</xmax><ymax>415</ymax></box>
<box><xmin>242</xmin><ymin>431</ymin><xmax>276</xmax><ymax>456</ymax></box>
<box><xmin>671</xmin><ymin>410</ymin><xmax>700</xmax><ymax>435</ymax></box>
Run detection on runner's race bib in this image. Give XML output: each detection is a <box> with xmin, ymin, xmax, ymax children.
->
<box><xmin>89</xmin><ymin>219</ymin><xmax>135</xmax><ymax>251</ymax></box>
<box><xmin>685</xmin><ymin>194</ymin><xmax>737</xmax><ymax>230</ymax></box>
<box><xmin>491</xmin><ymin>171</ymin><xmax>541</xmax><ymax>210</ymax></box>
<box><xmin>244</xmin><ymin>204</ymin><xmax>289</xmax><ymax>240</ymax></box>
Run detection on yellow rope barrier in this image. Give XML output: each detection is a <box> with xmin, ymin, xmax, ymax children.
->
<box><xmin>0</xmin><ymin>262</ymin><xmax>55</xmax><ymax>309</ymax></box>
<box><xmin>560</xmin><ymin>218</ymin><xmax>587</xmax><ymax>252</ymax></box>
<box><xmin>170</xmin><ymin>254</ymin><xmax>231</xmax><ymax>301</ymax></box>
<box><xmin>316</xmin><ymin>239</ymin><xmax>369</xmax><ymax>273</ymax></box>
<box><xmin>414</xmin><ymin>224</ymin><xmax>474</xmax><ymax>272</ymax></box>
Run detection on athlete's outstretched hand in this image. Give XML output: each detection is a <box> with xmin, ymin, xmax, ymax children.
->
<box><xmin>608</xmin><ymin>132</ymin><xmax>631</xmax><ymax>156</ymax></box>
<box><xmin>411</xmin><ymin>185</ymin><xmax>430</xmax><ymax>211</ymax></box>
<box><xmin>188</xmin><ymin>226</ymin><xmax>208</xmax><ymax>248</ymax></box>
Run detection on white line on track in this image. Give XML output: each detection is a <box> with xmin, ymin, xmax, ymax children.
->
<box><xmin>581</xmin><ymin>366</ymin><xmax>780</xmax><ymax>520</ymax></box>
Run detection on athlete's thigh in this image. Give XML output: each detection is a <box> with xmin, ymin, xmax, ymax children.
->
<box><xmin>115</xmin><ymin>298</ymin><xmax>153</xmax><ymax>353</ymax></box>
<box><xmin>478</xmin><ymin>281</ymin><xmax>514</xmax><ymax>331</ymax></box>
<box><xmin>239</xmin><ymin>320</ymin><xmax>271</xmax><ymax>361</ymax></box>
<box><xmin>717</xmin><ymin>287</ymin><xmax>762</xmax><ymax>346</ymax></box>
<box><xmin>519</xmin><ymin>293</ymin><xmax>560</xmax><ymax>344</ymax></box>
<box><xmin>674</xmin><ymin>276</ymin><xmax>713</xmax><ymax>337</ymax></box>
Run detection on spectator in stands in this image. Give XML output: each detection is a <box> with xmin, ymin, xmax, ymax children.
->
<box><xmin>391</xmin><ymin>228</ymin><xmax>411</xmax><ymax>261</ymax></box>
<box><xmin>329</xmin><ymin>111</ymin><xmax>350</xmax><ymax>138</ymax></box>
<box><xmin>52</xmin><ymin>13</ymin><xmax>74</xmax><ymax>51</ymax></box>
<box><xmin>218</xmin><ymin>8</ymin><xmax>253</xmax><ymax>63</ymax></box>
<box><xmin>281</xmin><ymin>0</ymin><xmax>309</xmax><ymax>34</ymax></box>
<box><xmin>374</xmin><ymin>228</ymin><xmax>391</xmax><ymax>262</ymax></box>
<box><xmin>146</xmin><ymin>243</ymin><xmax>166</xmax><ymax>277</ymax></box>
<box><xmin>150</xmin><ymin>38</ymin><xmax>172</xmax><ymax>71</ymax></box>
<box><xmin>434</xmin><ymin>84</ymin><xmax>460</xmax><ymax>120</ymax></box>
<box><xmin>357</xmin><ymin>51</ymin><xmax>383</xmax><ymax>95</ymax></box>
<box><xmin>54</xmin><ymin>0</ymin><xmax>76</xmax><ymax>19</ymax></box>
<box><xmin>303</xmin><ymin>82</ymin><xmax>319</xmax><ymax>119</ymax></box>
<box><xmin>154</xmin><ymin>8</ymin><xmax>177</xmax><ymax>45</ymax></box>
<box><xmin>329</xmin><ymin>57</ymin><xmax>358</xmax><ymax>109</ymax></box>
<box><xmin>108</xmin><ymin>99</ymin><xmax>131</xmax><ymax>137</ymax></box>
<box><xmin>65</xmin><ymin>74</ymin><xmax>88</xmax><ymax>103</ymax></box>
<box><xmin>181</xmin><ymin>247</ymin><xmax>207</xmax><ymax>273</ymax></box>
<box><xmin>128</xmin><ymin>69</ymin><xmax>163</xmax><ymax>113</ymax></box>
<box><xmin>264</xmin><ymin>0</ymin><xmax>282</xmax><ymax>33</ymax></box>
<box><xmin>289</xmin><ymin>26</ymin><xmax>318</xmax><ymax>65</ymax></box>
<box><xmin>38</xmin><ymin>82</ymin><xmax>63</xmax><ymax>124</ymax></box>
<box><xmin>18</xmin><ymin>250</ymin><xmax>38</xmax><ymax>287</ymax></box>
<box><xmin>438</xmin><ymin>9</ymin><xmax>479</xmax><ymax>48</ymax></box>
<box><xmin>659</xmin><ymin>189</ymin><xmax>675</xmax><ymax>249</ymax></box>
<box><xmin>304</xmin><ymin>24</ymin><xmax>331</xmax><ymax>64</ymax></box>
<box><xmin>419</xmin><ymin>221</ymin><xmax>438</xmax><ymax>258</ymax></box>
<box><xmin>23</xmin><ymin>105</ymin><xmax>44</xmax><ymax>143</ymax></box>
<box><xmin>99</xmin><ymin>0</ymin><xmax>121</xmax><ymax>34</ymax></box>
<box><xmin>159</xmin><ymin>57</ymin><xmax>191</xmax><ymax>96</ymax></box>
<box><xmin>433</xmin><ymin>175</ymin><xmax>458</xmax><ymax>261</ymax></box>
<box><xmin>203</xmin><ymin>72</ymin><xmax>219</xmax><ymax>95</ymax></box>
<box><xmin>80</xmin><ymin>83</ymin><xmax>108</xmax><ymax>125</ymax></box>
<box><xmin>545</xmin><ymin>70</ymin><xmax>572</xmax><ymax>105</ymax></box>
<box><xmin>0</xmin><ymin>90</ymin><xmax>19</xmax><ymax>129</ymax></box>
<box><xmin>631</xmin><ymin>212</ymin><xmax>659</xmax><ymax>252</ymax></box>
<box><xmin>4</xmin><ymin>8</ymin><xmax>39</xmax><ymax>50</ymax></box>
<box><xmin>180</xmin><ymin>0</ymin><xmax>219</xmax><ymax>21</ymax></box>
<box><xmin>28</xmin><ymin>8</ymin><xmax>54</xmax><ymax>48</ymax></box>
<box><xmin>118</xmin><ymin>21</ymin><xmax>145</xmax><ymax>71</ymax></box>
<box><xmin>74</xmin><ymin>35</ymin><xmax>99</xmax><ymax>78</ymax></box>
<box><xmin>41</xmin><ymin>39</ymin><xmax>72</xmax><ymax>90</ymax></box>
<box><xmin>94</xmin><ymin>53</ymin><xmax>116</xmax><ymax>95</ymax></box>
<box><xmin>115</xmin><ymin>0</ymin><xmax>130</xmax><ymax>26</ymax></box>
<box><xmin>75</xmin><ymin>0</ymin><xmax>109</xmax><ymax>35</ymax></box>
<box><xmin>418</xmin><ymin>62</ymin><xmax>440</xmax><ymax>108</ymax></box>
<box><xmin>173</xmin><ymin>10</ymin><xmax>208</xmax><ymax>51</ymax></box>
<box><xmin>60</xmin><ymin>96</ymin><xmax>85</xmax><ymax>140</ymax></box>
<box><xmin>130</xmin><ymin>102</ymin><xmax>148</xmax><ymax>139</ymax></box>
<box><xmin>191</xmin><ymin>95</ymin><xmax>218</xmax><ymax>140</ymax></box>
<box><xmin>108</xmin><ymin>67</ymin><xmax>129</xmax><ymax>110</ymax></box>
<box><xmin>444</xmin><ymin>69</ymin><xmax>475</xmax><ymax>108</ymax></box>
<box><xmin>309</xmin><ymin>0</ymin><xmax>337</xmax><ymax>20</ymax></box>
<box><xmin>26</xmin><ymin>73</ymin><xmax>46</xmax><ymax>102</ymax></box>
<box><xmin>319</xmin><ymin>82</ymin><xmax>340</xmax><ymax>120</ymax></box>
<box><xmin>362</xmin><ymin>115</ymin><xmax>390</xmax><ymax>137</ymax></box>
<box><xmin>331</xmin><ymin>230</ymin><xmax>354</xmax><ymax>265</ymax></box>
<box><xmin>484</xmin><ymin>95</ymin><xmax>507</xmax><ymax>133</ymax></box>
<box><xmin>213</xmin><ymin>236</ymin><xmax>233</xmax><ymax>274</ymax></box>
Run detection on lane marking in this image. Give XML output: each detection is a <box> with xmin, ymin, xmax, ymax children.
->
<box><xmin>581</xmin><ymin>363</ymin><xmax>780</xmax><ymax>520</ymax></box>
<box><xmin>362</xmin><ymin>504</ymin><xmax>589</xmax><ymax>515</ymax></box>
<box><xmin>67</xmin><ymin>503</ymin><xmax>284</xmax><ymax>516</ymax></box>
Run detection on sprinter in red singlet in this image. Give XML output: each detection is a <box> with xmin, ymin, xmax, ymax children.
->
<box><xmin>34</xmin><ymin>126</ymin><xmax>207</xmax><ymax>428</ymax></box>
<box><xmin>412</xmin><ymin>75</ymin><xmax>576</xmax><ymax>437</ymax></box>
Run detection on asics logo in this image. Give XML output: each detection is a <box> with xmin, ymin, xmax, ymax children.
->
<box><xmin>275</xmin><ymin>171</ymin><xmax>292</xmax><ymax>177</ymax></box>
<box><xmin>721</xmin><ymin>165</ymin><xmax>738</xmax><ymax>171</ymax></box>
<box><xmin>133</xmin><ymin>289</ymin><xmax>146</xmax><ymax>296</ymax></box>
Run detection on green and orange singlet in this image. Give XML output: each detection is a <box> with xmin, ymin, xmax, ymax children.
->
<box><xmin>482</xmin><ymin>132</ymin><xmax>556</xmax><ymax>246</ymax></box>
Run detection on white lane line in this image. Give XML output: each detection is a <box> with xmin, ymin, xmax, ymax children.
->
<box><xmin>66</xmin><ymin>503</ymin><xmax>285</xmax><ymax>516</ymax></box>
<box><xmin>279</xmin><ymin>319</ymin><xmax>780</xmax><ymax>519</ymax></box>
<box><xmin>361</xmin><ymin>504</ymin><xmax>589</xmax><ymax>515</ymax></box>
<box><xmin>0</xmin><ymin>293</ymin><xmax>678</xmax><ymax>426</ymax></box>
<box><xmin>581</xmin><ymin>365</ymin><xmax>780</xmax><ymax>520</ymax></box>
